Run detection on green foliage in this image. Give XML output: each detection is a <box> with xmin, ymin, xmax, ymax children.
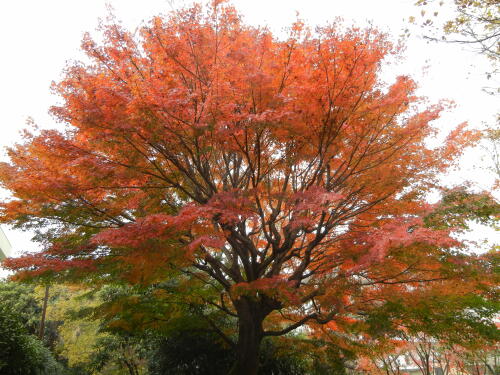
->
<box><xmin>37</xmin><ymin>285</ymin><xmax>106</xmax><ymax>369</ymax></box>
<box><xmin>424</xmin><ymin>188</ymin><xmax>500</xmax><ymax>231</ymax></box>
<box><xmin>277</xmin><ymin>338</ymin><xmax>355</xmax><ymax>375</ymax></box>
<box><xmin>147</xmin><ymin>329</ymin><xmax>309</xmax><ymax>375</ymax></box>
<box><xmin>0</xmin><ymin>305</ymin><xmax>63</xmax><ymax>375</ymax></box>
<box><xmin>0</xmin><ymin>281</ymin><xmax>41</xmax><ymax>334</ymax></box>
<box><xmin>148</xmin><ymin>329</ymin><xmax>233</xmax><ymax>375</ymax></box>
<box><xmin>365</xmin><ymin>292</ymin><xmax>500</xmax><ymax>348</ymax></box>
<box><xmin>90</xmin><ymin>335</ymin><xmax>148</xmax><ymax>375</ymax></box>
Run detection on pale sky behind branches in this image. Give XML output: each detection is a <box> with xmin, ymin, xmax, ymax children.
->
<box><xmin>0</xmin><ymin>0</ymin><xmax>497</xmax><ymax>261</ymax></box>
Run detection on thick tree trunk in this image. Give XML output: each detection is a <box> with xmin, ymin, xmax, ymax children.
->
<box><xmin>230</xmin><ymin>319</ymin><xmax>263</xmax><ymax>375</ymax></box>
<box><xmin>229</xmin><ymin>299</ymin><xmax>266</xmax><ymax>375</ymax></box>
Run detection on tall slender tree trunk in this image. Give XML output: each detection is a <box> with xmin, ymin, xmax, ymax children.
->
<box><xmin>229</xmin><ymin>298</ymin><xmax>267</xmax><ymax>375</ymax></box>
<box><xmin>38</xmin><ymin>284</ymin><xmax>50</xmax><ymax>340</ymax></box>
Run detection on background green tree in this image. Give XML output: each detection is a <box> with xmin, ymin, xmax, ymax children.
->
<box><xmin>0</xmin><ymin>301</ymin><xmax>63</xmax><ymax>375</ymax></box>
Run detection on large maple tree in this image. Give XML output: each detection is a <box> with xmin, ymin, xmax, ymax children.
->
<box><xmin>1</xmin><ymin>2</ymin><xmax>497</xmax><ymax>374</ymax></box>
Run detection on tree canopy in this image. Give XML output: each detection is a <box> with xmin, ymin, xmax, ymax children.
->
<box><xmin>1</xmin><ymin>2</ymin><xmax>498</xmax><ymax>374</ymax></box>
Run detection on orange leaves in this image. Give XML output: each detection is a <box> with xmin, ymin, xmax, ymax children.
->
<box><xmin>187</xmin><ymin>235</ymin><xmax>226</xmax><ymax>255</ymax></box>
<box><xmin>204</xmin><ymin>189</ymin><xmax>256</xmax><ymax>225</ymax></box>
<box><xmin>289</xmin><ymin>186</ymin><xmax>344</xmax><ymax>213</ymax></box>
<box><xmin>440</xmin><ymin>122</ymin><xmax>481</xmax><ymax>163</ymax></box>
<box><xmin>231</xmin><ymin>276</ymin><xmax>300</xmax><ymax>306</ymax></box>
<box><xmin>3</xmin><ymin>253</ymin><xmax>96</xmax><ymax>280</ymax></box>
<box><xmin>0</xmin><ymin>3</ymin><xmax>496</xmax><ymax>358</ymax></box>
<box><xmin>333</xmin><ymin>216</ymin><xmax>463</xmax><ymax>288</ymax></box>
<box><xmin>286</xmin><ymin>186</ymin><xmax>344</xmax><ymax>230</ymax></box>
<box><xmin>92</xmin><ymin>213</ymin><xmax>171</xmax><ymax>248</ymax></box>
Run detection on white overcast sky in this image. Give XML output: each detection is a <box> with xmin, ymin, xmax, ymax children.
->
<box><xmin>0</xmin><ymin>0</ymin><xmax>498</xmax><ymax>258</ymax></box>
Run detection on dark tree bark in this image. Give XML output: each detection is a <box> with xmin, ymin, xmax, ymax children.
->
<box><xmin>229</xmin><ymin>298</ymin><xmax>268</xmax><ymax>375</ymax></box>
